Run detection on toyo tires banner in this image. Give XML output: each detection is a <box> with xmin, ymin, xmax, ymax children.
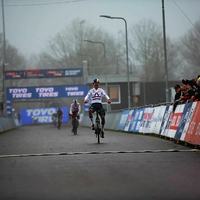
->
<box><xmin>6</xmin><ymin>85</ymin><xmax>89</xmax><ymax>116</ymax></box>
<box><xmin>21</xmin><ymin>107</ymin><xmax>68</xmax><ymax>125</ymax></box>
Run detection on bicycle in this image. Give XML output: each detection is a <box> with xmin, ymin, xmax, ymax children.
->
<box><xmin>71</xmin><ymin>112</ymin><xmax>79</xmax><ymax>135</ymax></box>
<box><xmin>51</xmin><ymin>116</ymin><xmax>57</xmax><ymax>127</ymax></box>
<box><xmin>94</xmin><ymin>110</ymin><xmax>102</xmax><ymax>144</ymax></box>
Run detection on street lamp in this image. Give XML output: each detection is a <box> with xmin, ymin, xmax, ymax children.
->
<box><xmin>1</xmin><ymin>0</ymin><xmax>7</xmax><ymax>115</ymax></box>
<box><xmin>84</xmin><ymin>40</ymin><xmax>109</xmax><ymax>111</ymax></box>
<box><xmin>100</xmin><ymin>15</ymin><xmax>131</xmax><ymax>109</ymax></box>
<box><xmin>161</xmin><ymin>0</ymin><xmax>169</xmax><ymax>103</ymax></box>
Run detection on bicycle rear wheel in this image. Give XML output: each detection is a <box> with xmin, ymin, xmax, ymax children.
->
<box><xmin>73</xmin><ymin>118</ymin><xmax>78</xmax><ymax>135</ymax></box>
<box><xmin>97</xmin><ymin>130</ymin><xmax>100</xmax><ymax>143</ymax></box>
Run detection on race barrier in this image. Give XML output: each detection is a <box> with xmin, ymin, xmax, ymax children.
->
<box><xmin>80</xmin><ymin>101</ymin><xmax>200</xmax><ymax>146</ymax></box>
<box><xmin>0</xmin><ymin>116</ymin><xmax>17</xmax><ymax>132</ymax></box>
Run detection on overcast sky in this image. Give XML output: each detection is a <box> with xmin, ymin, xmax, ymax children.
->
<box><xmin>1</xmin><ymin>0</ymin><xmax>200</xmax><ymax>57</ymax></box>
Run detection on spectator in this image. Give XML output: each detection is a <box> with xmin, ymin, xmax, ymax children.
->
<box><xmin>191</xmin><ymin>77</ymin><xmax>200</xmax><ymax>101</ymax></box>
<box><xmin>181</xmin><ymin>84</ymin><xmax>198</xmax><ymax>102</ymax></box>
<box><xmin>182</xmin><ymin>74</ymin><xmax>200</xmax><ymax>89</ymax></box>
<box><xmin>180</xmin><ymin>84</ymin><xmax>192</xmax><ymax>102</ymax></box>
<box><xmin>173</xmin><ymin>84</ymin><xmax>182</xmax><ymax>112</ymax></box>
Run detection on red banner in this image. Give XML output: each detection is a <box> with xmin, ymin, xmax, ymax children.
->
<box><xmin>184</xmin><ymin>101</ymin><xmax>200</xmax><ymax>145</ymax></box>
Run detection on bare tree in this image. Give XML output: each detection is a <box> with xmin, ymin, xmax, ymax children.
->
<box><xmin>179</xmin><ymin>18</ymin><xmax>200</xmax><ymax>78</ymax></box>
<box><xmin>39</xmin><ymin>18</ymin><xmax>120</xmax><ymax>79</ymax></box>
<box><xmin>128</xmin><ymin>19</ymin><xmax>180</xmax><ymax>81</ymax></box>
<box><xmin>0</xmin><ymin>33</ymin><xmax>27</xmax><ymax>101</ymax></box>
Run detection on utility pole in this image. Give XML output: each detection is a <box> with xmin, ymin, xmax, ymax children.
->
<box><xmin>162</xmin><ymin>0</ymin><xmax>169</xmax><ymax>103</ymax></box>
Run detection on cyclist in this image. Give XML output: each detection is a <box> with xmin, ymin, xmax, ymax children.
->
<box><xmin>70</xmin><ymin>99</ymin><xmax>81</xmax><ymax>132</ymax></box>
<box><xmin>51</xmin><ymin>111</ymin><xmax>57</xmax><ymax>126</ymax></box>
<box><xmin>84</xmin><ymin>78</ymin><xmax>111</xmax><ymax>138</ymax></box>
<box><xmin>57</xmin><ymin>107</ymin><xmax>63</xmax><ymax>129</ymax></box>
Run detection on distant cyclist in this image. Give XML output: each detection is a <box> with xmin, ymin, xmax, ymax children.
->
<box><xmin>51</xmin><ymin>111</ymin><xmax>57</xmax><ymax>126</ymax></box>
<box><xmin>57</xmin><ymin>107</ymin><xmax>63</xmax><ymax>129</ymax></box>
<box><xmin>84</xmin><ymin>78</ymin><xmax>111</xmax><ymax>138</ymax></box>
<box><xmin>70</xmin><ymin>99</ymin><xmax>81</xmax><ymax>132</ymax></box>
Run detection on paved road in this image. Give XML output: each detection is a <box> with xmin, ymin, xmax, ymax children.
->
<box><xmin>0</xmin><ymin>124</ymin><xmax>200</xmax><ymax>200</ymax></box>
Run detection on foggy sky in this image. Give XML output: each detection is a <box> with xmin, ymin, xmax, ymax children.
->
<box><xmin>0</xmin><ymin>0</ymin><xmax>200</xmax><ymax>57</ymax></box>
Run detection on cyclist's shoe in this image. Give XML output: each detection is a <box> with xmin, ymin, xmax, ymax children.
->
<box><xmin>91</xmin><ymin>124</ymin><xmax>95</xmax><ymax>130</ymax></box>
<box><xmin>71</xmin><ymin>129</ymin><xmax>74</xmax><ymax>133</ymax></box>
<box><xmin>101</xmin><ymin>131</ymin><xmax>105</xmax><ymax>138</ymax></box>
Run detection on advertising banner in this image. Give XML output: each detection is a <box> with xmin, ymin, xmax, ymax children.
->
<box><xmin>5</xmin><ymin>68</ymin><xmax>83</xmax><ymax>79</ymax></box>
<box><xmin>174</xmin><ymin>103</ymin><xmax>191</xmax><ymax>140</ymax></box>
<box><xmin>150</xmin><ymin>106</ymin><xmax>166</xmax><ymax>134</ymax></box>
<box><xmin>6</xmin><ymin>85</ymin><xmax>89</xmax><ymax>116</ymax></box>
<box><xmin>162</xmin><ymin>105</ymin><xmax>173</xmax><ymax>137</ymax></box>
<box><xmin>139</xmin><ymin>107</ymin><xmax>150</xmax><ymax>133</ymax></box>
<box><xmin>118</xmin><ymin>110</ymin><xmax>129</xmax><ymax>131</ymax></box>
<box><xmin>128</xmin><ymin>109</ymin><xmax>139</xmax><ymax>132</ymax></box>
<box><xmin>184</xmin><ymin>101</ymin><xmax>200</xmax><ymax>144</ymax></box>
<box><xmin>159</xmin><ymin>105</ymin><xmax>170</xmax><ymax>135</ymax></box>
<box><xmin>21</xmin><ymin>107</ymin><xmax>68</xmax><ymax>125</ymax></box>
<box><xmin>168</xmin><ymin>104</ymin><xmax>185</xmax><ymax>138</ymax></box>
<box><xmin>144</xmin><ymin>107</ymin><xmax>154</xmax><ymax>133</ymax></box>
<box><xmin>124</xmin><ymin>110</ymin><xmax>134</xmax><ymax>131</ymax></box>
<box><xmin>180</xmin><ymin>102</ymin><xmax>197</xmax><ymax>141</ymax></box>
<box><xmin>133</xmin><ymin>109</ymin><xmax>145</xmax><ymax>132</ymax></box>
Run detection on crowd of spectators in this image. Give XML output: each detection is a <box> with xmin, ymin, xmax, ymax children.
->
<box><xmin>173</xmin><ymin>74</ymin><xmax>200</xmax><ymax>112</ymax></box>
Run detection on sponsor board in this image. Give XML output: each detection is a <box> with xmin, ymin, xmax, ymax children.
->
<box><xmin>118</xmin><ymin>110</ymin><xmax>129</xmax><ymax>130</ymax></box>
<box><xmin>124</xmin><ymin>110</ymin><xmax>134</xmax><ymax>131</ymax></box>
<box><xmin>5</xmin><ymin>68</ymin><xmax>83</xmax><ymax>79</ymax></box>
<box><xmin>150</xmin><ymin>106</ymin><xmax>166</xmax><ymax>134</ymax></box>
<box><xmin>180</xmin><ymin>102</ymin><xmax>197</xmax><ymax>141</ymax></box>
<box><xmin>168</xmin><ymin>104</ymin><xmax>185</xmax><ymax>138</ymax></box>
<box><xmin>6</xmin><ymin>85</ymin><xmax>89</xmax><ymax>116</ymax></box>
<box><xmin>21</xmin><ymin>107</ymin><xmax>68</xmax><ymax>125</ymax></box>
<box><xmin>184</xmin><ymin>101</ymin><xmax>200</xmax><ymax>144</ymax></box>
<box><xmin>174</xmin><ymin>103</ymin><xmax>191</xmax><ymax>140</ymax></box>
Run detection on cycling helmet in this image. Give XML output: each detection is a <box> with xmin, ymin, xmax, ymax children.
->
<box><xmin>93</xmin><ymin>78</ymin><xmax>100</xmax><ymax>84</ymax></box>
<box><xmin>73</xmin><ymin>99</ymin><xmax>78</xmax><ymax>104</ymax></box>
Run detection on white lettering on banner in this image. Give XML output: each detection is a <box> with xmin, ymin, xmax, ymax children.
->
<box><xmin>67</xmin><ymin>91</ymin><xmax>84</xmax><ymax>96</ymax></box>
<box><xmin>26</xmin><ymin>108</ymin><xmax>56</xmax><ymax>116</ymax></box>
<box><xmin>9</xmin><ymin>88</ymin><xmax>28</xmax><ymax>94</ymax></box>
<box><xmin>171</xmin><ymin>116</ymin><xmax>177</xmax><ymax>127</ymax></box>
<box><xmin>175</xmin><ymin>116</ymin><xmax>182</xmax><ymax>127</ymax></box>
<box><xmin>34</xmin><ymin>116</ymin><xmax>52</xmax><ymax>123</ymax></box>
<box><xmin>39</xmin><ymin>92</ymin><xmax>58</xmax><ymax>97</ymax></box>
<box><xmin>65</xmin><ymin>87</ymin><xmax>78</xmax><ymax>91</ymax></box>
<box><xmin>36</xmin><ymin>88</ymin><xmax>54</xmax><ymax>93</ymax></box>
<box><xmin>196</xmin><ymin>123</ymin><xmax>200</xmax><ymax>136</ymax></box>
<box><xmin>188</xmin><ymin>122</ymin><xmax>196</xmax><ymax>134</ymax></box>
<box><xmin>12</xmin><ymin>93</ymin><xmax>32</xmax><ymax>98</ymax></box>
<box><xmin>65</xmin><ymin>70</ymin><xmax>80</xmax><ymax>76</ymax></box>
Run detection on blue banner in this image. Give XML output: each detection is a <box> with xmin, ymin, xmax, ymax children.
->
<box><xmin>174</xmin><ymin>102</ymin><xmax>192</xmax><ymax>140</ymax></box>
<box><xmin>6</xmin><ymin>85</ymin><xmax>89</xmax><ymax>116</ymax></box>
<box><xmin>5</xmin><ymin>68</ymin><xmax>83</xmax><ymax>79</ymax></box>
<box><xmin>21</xmin><ymin>107</ymin><xmax>68</xmax><ymax>125</ymax></box>
<box><xmin>118</xmin><ymin>110</ymin><xmax>129</xmax><ymax>130</ymax></box>
<box><xmin>129</xmin><ymin>109</ymin><xmax>144</xmax><ymax>132</ymax></box>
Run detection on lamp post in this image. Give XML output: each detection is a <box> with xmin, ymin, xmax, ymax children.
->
<box><xmin>100</xmin><ymin>15</ymin><xmax>131</xmax><ymax>109</ymax></box>
<box><xmin>1</xmin><ymin>0</ymin><xmax>7</xmax><ymax>115</ymax></box>
<box><xmin>84</xmin><ymin>40</ymin><xmax>109</xmax><ymax>111</ymax></box>
<box><xmin>162</xmin><ymin>0</ymin><xmax>169</xmax><ymax>103</ymax></box>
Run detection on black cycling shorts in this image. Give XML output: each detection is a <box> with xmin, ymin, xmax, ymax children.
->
<box><xmin>89</xmin><ymin>103</ymin><xmax>105</xmax><ymax>116</ymax></box>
